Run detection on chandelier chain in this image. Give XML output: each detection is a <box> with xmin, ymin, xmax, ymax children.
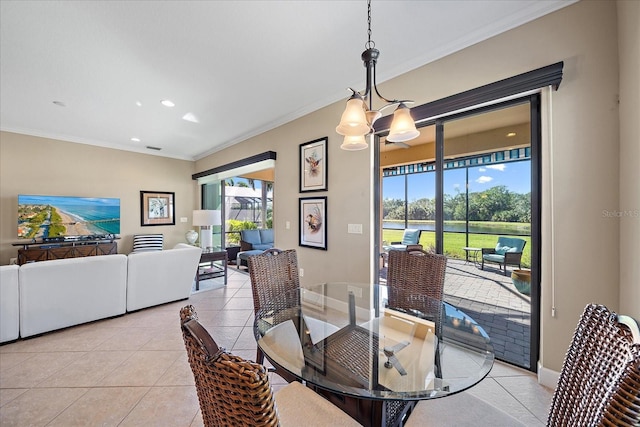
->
<box><xmin>366</xmin><ymin>0</ymin><xmax>375</xmax><ymax>49</ymax></box>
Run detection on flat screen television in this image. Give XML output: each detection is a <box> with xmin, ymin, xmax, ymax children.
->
<box><xmin>18</xmin><ymin>194</ymin><xmax>120</xmax><ymax>240</ymax></box>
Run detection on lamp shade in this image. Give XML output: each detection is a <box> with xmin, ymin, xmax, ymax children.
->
<box><xmin>336</xmin><ymin>97</ymin><xmax>370</xmax><ymax>136</ymax></box>
<box><xmin>192</xmin><ymin>210</ymin><xmax>221</xmax><ymax>226</ymax></box>
<box><xmin>340</xmin><ymin>134</ymin><xmax>368</xmax><ymax>151</ymax></box>
<box><xmin>387</xmin><ymin>103</ymin><xmax>420</xmax><ymax>143</ymax></box>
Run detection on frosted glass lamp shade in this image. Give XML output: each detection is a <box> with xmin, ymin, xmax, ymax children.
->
<box><xmin>340</xmin><ymin>134</ymin><xmax>368</xmax><ymax>151</ymax></box>
<box><xmin>336</xmin><ymin>97</ymin><xmax>370</xmax><ymax>136</ymax></box>
<box><xmin>387</xmin><ymin>103</ymin><xmax>419</xmax><ymax>143</ymax></box>
<box><xmin>192</xmin><ymin>210</ymin><xmax>221</xmax><ymax>226</ymax></box>
<box><xmin>192</xmin><ymin>210</ymin><xmax>221</xmax><ymax>250</ymax></box>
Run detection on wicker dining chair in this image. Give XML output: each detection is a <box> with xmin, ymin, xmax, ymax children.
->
<box><xmin>386</xmin><ymin>248</ymin><xmax>447</xmax><ymax>323</ymax></box>
<box><xmin>546</xmin><ymin>303</ymin><xmax>640</xmax><ymax>426</ymax></box>
<box><xmin>179</xmin><ymin>305</ymin><xmax>361</xmax><ymax>427</ymax></box>
<box><xmin>406</xmin><ymin>303</ymin><xmax>640</xmax><ymax>427</ymax></box>
<box><xmin>247</xmin><ymin>248</ymin><xmax>300</xmax><ymax>364</ymax></box>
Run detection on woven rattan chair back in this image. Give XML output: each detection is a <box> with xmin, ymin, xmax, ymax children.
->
<box><xmin>180</xmin><ymin>305</ymin><xmax>280</xmax><ymax>427</ymax></box>
<box><xmin>248</xmin><ymin>248</ymin><xmax>301</xmax><ymax>365</ymax></box>
<box><xmin>547</xmin><ymin>303</ymin><xmax>640</xmax><ymax>426</ymax></box>
<box><xmin>386</xmin><ymin>248</ymin><xmax>447</xmax><ymax>312</ymax></box>
<box><xmin>248</xmin><ymin>248</ymin><xmax>300</xmax><ymax>315</ymax></box>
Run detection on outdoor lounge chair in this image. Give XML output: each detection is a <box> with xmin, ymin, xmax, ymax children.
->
<box><xmin>383</xmin><ymin>228</ymin><xmax>422</xmax><ymax>252</ymax></box>
<box><xmin>481</xmin><ymin>236</ymin><xmax>526</xmax><ymax>276</ymax></box>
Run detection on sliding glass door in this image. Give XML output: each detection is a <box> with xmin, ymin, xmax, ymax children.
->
<box><xmin>378</xmin><ymin>98</ymin><xmax>539</xmax><ymax>371</ymax></box>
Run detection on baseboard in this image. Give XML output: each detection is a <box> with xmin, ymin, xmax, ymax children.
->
<box><xmin>537</xmin><ymin>361</ymin><xmax>560</xmax><ymax>389</ymax></box>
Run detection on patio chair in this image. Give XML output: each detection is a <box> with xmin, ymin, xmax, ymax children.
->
<box><xmin>480</xmin><ymin>236</ymin><xmax>526</xmax><ymax>276</ymax></box>
<box><xmin>247</xmin><ymin>248</ymin><xmax>300</xmax><ymax>364</ymax></box>
<box><xmin>179</xmin><ymin>305</ymin><xmax>361</xmax><ymax>427</ymax></box>
<box><xmin>383</xmin><ymin>228</ymin><xmax>422</xmax><ymax>252</ymax></box>
<box><xmin>406</xmin><ymin>303</ymin><xmax>640</xmax><ymax>427</ymax></box>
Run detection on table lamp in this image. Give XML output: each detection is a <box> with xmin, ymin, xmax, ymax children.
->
<box><xmin>192</xmin><ymin>210</ymin><xmax>221</xmax><ymax>250</ymax></box>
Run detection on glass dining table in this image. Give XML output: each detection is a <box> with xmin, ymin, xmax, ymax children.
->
<box><xmin>253</xmin><ymin>282</ymin><xmax>494</xmax><ymax>427</ymax></box>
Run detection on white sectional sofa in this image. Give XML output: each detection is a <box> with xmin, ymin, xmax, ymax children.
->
<box><xmin>1</xmin><ymin>265</ymin><xmax>20</xmax><ymax>342</ymax></box>
<box><xmin>1</xmin><ymin>243</ymin><xmax>203</xmax><ymax>342</ymax></box>
<box><xmin>126</xmin><ymin>243</ymin><xmax>202</xmax><ymax>312</ymax></box>
<box><xmin>19</xmin><ymin>254</ymin><xmax>128</xmax><ymax>338</ymax></box>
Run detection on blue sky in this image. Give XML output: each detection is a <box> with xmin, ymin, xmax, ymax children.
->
<box><xmin>384</xmin><ymin>160</ymin><xmax>531</xmax><ymax>201</ymax></box>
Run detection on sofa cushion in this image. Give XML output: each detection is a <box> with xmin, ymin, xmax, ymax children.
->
<box><xmin>253</xmin><ymin>243</ymin><xmax>272</xmax><ymax>251</ymax></box>
<box><xmin>241</xmin><ymin>230</ymin><xmax>262</xmax><ymax>246</ymax></box>
<box><xmin>259</xmin><ymin>228</ymin><xmax>274</xmax><ymax>244</ymax></box>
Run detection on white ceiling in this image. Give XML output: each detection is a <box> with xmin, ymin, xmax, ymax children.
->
<box><xmin>0</xmin><ymin>1</ymin><xmax>575</xmax><ymax>161</ymax></box>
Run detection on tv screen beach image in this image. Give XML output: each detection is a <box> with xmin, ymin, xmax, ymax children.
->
<box><xmin>18</xmin><ymin>195</ymin><xmax>120</xmax><ymax>239</ymax></box>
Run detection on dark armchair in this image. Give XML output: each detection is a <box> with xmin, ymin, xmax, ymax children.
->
<box><xmin>481</xmin><ymin>236</ymin><xmax>526</xmax><ymax>276</ymax></box>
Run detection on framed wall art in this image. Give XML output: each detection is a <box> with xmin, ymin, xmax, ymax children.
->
<box><xmin>299</xmin><ymin>196</ymin><xmax>327</xmax><ymax>250</ymax></box>
<box><xmin>299</xmin><ymin>137</ymin><xmax>327</xmax><ymax>192</ymax></box>
<box><xmin>140</xmin><ymin>191</ymin><xmax>175</xmax><ymax>226</ymax></box>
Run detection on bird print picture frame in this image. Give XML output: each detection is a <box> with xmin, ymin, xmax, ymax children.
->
<box><xmin>299</xmin><ymin>137</ymin><xmax>327</xmax><ymax>192</ymax></box>
<box><xmin>299</xmin><ymin>196</ymin><xmax>327</xmax><ymax>250</ymax></box>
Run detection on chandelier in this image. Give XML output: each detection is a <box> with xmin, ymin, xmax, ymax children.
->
<box><xmin>336</xmin><ymin>0</ymin><xmax>420</xmax><ymax>151</ymax></box>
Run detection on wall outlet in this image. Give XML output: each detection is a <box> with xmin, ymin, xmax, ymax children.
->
<box><xmin>9</xmin><ymin>257</ymin><xmax>17</xmax><ymax>265</ymax></box>
<box><xmin>299</xmin><ymin>268</ymin><xmax>304</xmax><ymax>277</ymax></box>
<box><xmin>347</xmin><ymin>223</ymin><xmax>363</xmax><ymax>234</ymax></box>
<box><xmin>285</xmin><ymin>221</ymin><xmax>290</xmax><ymax>230</ymax></box>
<box><xmin>180</xmin><ymin>217</ymin><xmax>188</xmax><ymax>223</ymax></box>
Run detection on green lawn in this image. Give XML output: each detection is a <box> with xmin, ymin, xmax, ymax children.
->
<box><xmin>382</xmin><ymin>229</ymin><xmax>531</xmax><ymax>268</ymax></box>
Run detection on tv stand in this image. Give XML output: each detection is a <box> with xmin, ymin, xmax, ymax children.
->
<box><xmin>13</xmin><ymin>238</ymin><xmax>118</xmax><ymax>265</ymax></box>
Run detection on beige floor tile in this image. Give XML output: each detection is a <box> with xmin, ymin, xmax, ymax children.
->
<box><xmin>0</xmin><ymin>387</ymin><xmax>88</xmax><ymax>427</ymax></box>
<box><xmin>119</xmin><ymin>385</ymin><xmax>200</xmax><ymax>427</ymax></box>
<box><xmin>493</xmin><ymin>375</ymin><xmax>553</xmax><ymax>423</ymax></box>
<box><xmin>155</xmin><ymin>354</ymin><xmax>196</xmax><ymax>386</ymax></box>
<box><xmin>0</xmin><ymin>351</ymin><xmax>79</xmax><ymax>388</ymax></box>
<box><xmin>99</xmin><ymin>350</ymin><xmax>183</xmax><ymax>387</ymax></box>
<box><xmin>93</xmin><ymin>327</ymin><xmax>157</xmax><ymax>351</ymax></box>
<box><xmin>0</xmin><ymin>352</ymin><xmax>36</xmax><ymax>372</ymax></box>
<box><xmin>37</xmin><ymin>350</ymin><xmax>133</xmax><ymax>387</ymax></box>
<box><xmin>0</xmin><ymin>388</ymin><xmax>27</xmax><ymax>407</ymax></box>
<box><xmin>47</xmin><ymin>386</ymin><xmax>149</xmax><ymax>427</ymax></box>
<box><xmin>468</xmin><ymin>377</ymin><xmax>544</xmax><ymax>426</ymax></box>
<box><xmin>195</xmin><ymin>308</ymin><xmax>253</xmax><ymax>327</ymax></box>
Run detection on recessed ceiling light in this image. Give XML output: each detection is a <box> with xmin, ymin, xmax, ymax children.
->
<box><xmin>160</xmin><ymin>99</ymin><xmax>175</xmax><ymax>108</ymax></box>
<box><xmin>131</xmin><ymin>137</ymin><xmax>141</xmax><ymax>142</ymax></box>
<box><xmin>52</xmin><ymin>101</ymin><xmax>66</xmax><ymax>107</ymax></box>
<box><xmin>182</xmin><ymin>112</ymin><xmax>199</xmax><ymax>123</ymax></box>
<box><xmin>136</xmin><ymin>101</ymin><xmax>142</xmax><ymax>107</ymax></box>
<box><xmin>506</xmin><ymin>132</ymin><xmax>517</xmax><ymax>137</ymax></box>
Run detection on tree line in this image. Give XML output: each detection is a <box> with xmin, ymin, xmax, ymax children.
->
<box><xmin>384</xmin><ymin>185</ymin><xmax>531</xmax><ymax>223</ymax></box>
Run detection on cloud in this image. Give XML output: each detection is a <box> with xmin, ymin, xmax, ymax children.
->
<box><xmin>476</xmin><ymin>176</ymin><xmax>493</xmax><ymax>184</ymax></box>
<box><xmin>478</xmin><ymin>167</ymin><xmax>486</xmax><ymax>172</ymax></box>
<box><xmin>485</xmin><ymin>164</ymin><xmax>506</xmax><ymax>171</ymax></box>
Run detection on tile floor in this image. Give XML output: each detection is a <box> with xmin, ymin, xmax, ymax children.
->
<box><xmin>0</xmin><ymin>268</ymin><xmax>553</xmax><ymax>426</ymax></box>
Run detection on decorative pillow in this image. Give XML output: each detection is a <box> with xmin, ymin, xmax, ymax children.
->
<box><xmin>401</xmin><ymin>229</ymin><xmax>420</xmax><ymax>245</ymax></box>
<box><xmin>495</xmin><ymin>244</ymin><xmax>510</xmax><ymax>256</ymax></box>
<box><xmin>506</xmin><ymin>246</ymin><xmax>520</xmax><ymax>253</ymax></box>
